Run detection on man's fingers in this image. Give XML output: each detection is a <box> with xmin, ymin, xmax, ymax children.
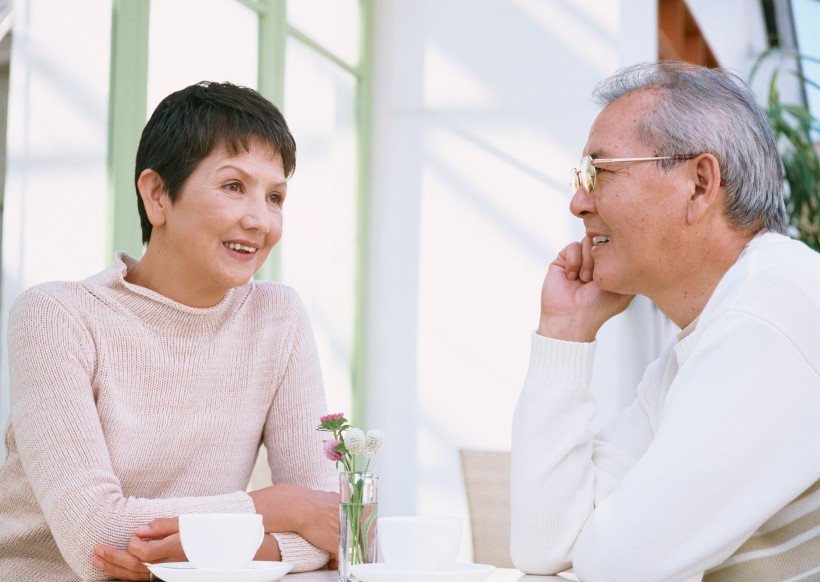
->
<box><xmin>579</xmin><ymin>235</ymin><xmax>595</xmax><ymax>282</ymax></box>
<box><xmin>561</xmin><ymin>241</ymin><xmax>583</xmax><ymax>280</ymax></box>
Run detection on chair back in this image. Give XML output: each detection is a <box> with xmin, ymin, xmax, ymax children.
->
<box><xmin>458</xmin><ymin>448</ymin><xmax>514</xmax><ymax>568</ymax></box>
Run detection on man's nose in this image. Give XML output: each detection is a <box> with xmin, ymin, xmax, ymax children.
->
<box><xmin>570</xmin><ymin>185</ymin><xmax>595</xmax><ymax>218</ymax></box>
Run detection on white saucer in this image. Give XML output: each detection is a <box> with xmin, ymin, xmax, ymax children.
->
<box><xmin>350</xmin><ymin>563</ymin><xmax>495</xmax><ymax>582</ymax></box>
<box><xmin>145</xmin><ymin>561</ymin><xmax>292</xmax><ymax>582</ymax></box>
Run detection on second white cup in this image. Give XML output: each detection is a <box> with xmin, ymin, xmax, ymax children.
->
<box><xmin>378</xmin><ymin>516</ymin><xmax>462</xmax><ymax>571</ymax></box>
<box><xmin>179</xmin><ymin>512</ymin><xmax>264</xmax><ymax>571</ymax></box>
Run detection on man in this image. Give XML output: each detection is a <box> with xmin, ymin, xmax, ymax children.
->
<box><xmin>511</xmin><ymin>62</ymin><xmax>820</xmax><ymax>581</ymax></box>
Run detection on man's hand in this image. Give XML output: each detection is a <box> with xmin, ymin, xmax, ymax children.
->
<box><xmin>538</xmin><ymin>237</ymin><xmax>634</xmax><ymax>342</ymax></box>
<box><xmin>91</xmin><ymin>517</ymin><xmax>185</xmax><ymax>581</ymax></box>
<box><xmin>249</xmin><ymin>484</ymin><xmax>340</xmax><ymax>554</ymax></box>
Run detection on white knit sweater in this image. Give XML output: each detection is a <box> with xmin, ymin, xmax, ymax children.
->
<box><xmin>511</xmin><ymin>233</ymin><xmax>820</xmax><ymax>581</ymax></box>
<box><xmin>0</xmin><ymin>253</ymin><xmax>338</xmax><ymax>581</ymax></box>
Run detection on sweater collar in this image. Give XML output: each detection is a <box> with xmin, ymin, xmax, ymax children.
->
<box><xmin>90</xmin><ymin>252</ymin><xmax>246</xmax><ymax>332</ymax></box>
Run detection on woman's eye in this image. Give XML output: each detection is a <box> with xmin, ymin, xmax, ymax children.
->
<box><xmin>268</xmin><ymin>193</ymin><xmax>283</xmax><ymax>205</ymax></box>
<box><xmin>225</xmin><ymin>182</ymin><xmax>241</xmax><ymax>192</ymax></box>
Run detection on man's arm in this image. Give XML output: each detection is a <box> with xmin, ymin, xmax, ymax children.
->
<box><xmin>573</xmin><ymin>312</ymin><xmax>820</xmax><ymax>581</ymax></box>
<box><xmin>511</xmin><ymin>238</ymin><xmax>634</xmax><ymax>573</ymax></box>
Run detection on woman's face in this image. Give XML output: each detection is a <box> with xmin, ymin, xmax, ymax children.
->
<box><xmin>154</xmin><ymin>141</ymin><xmax>287</xmax><ymax>306</ymax></box>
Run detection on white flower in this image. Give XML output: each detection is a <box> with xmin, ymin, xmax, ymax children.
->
<box><xmin>344</xmin><ymin>428</ymin><xmax>366</xmax><ymax>455</ymax></box>
<box><xmin>365</xmin><ymin>429</ymin><xmax>385</xmax><ymax>458</ymax></box>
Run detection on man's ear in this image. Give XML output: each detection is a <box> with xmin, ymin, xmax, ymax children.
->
<box><xmin>686</xmin><ymin>153</ymin><xmax>722</xmax><ymax>225</ymax></box>
<box><xmin>137</xmin><ymin>169</ymin><xmax>169</xmax><ymax>228</ymax></box>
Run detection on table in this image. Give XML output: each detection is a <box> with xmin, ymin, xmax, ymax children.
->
<box><xmin>283</xmin><ymin>568</ymin><xmax>578</xmax><ymax>581</ymax></box>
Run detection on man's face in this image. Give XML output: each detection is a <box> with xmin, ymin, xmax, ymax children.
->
<box><xmin>570</xmin><ymin>90</ymin><xmax>694</xmax><ymax>297</ymax></box>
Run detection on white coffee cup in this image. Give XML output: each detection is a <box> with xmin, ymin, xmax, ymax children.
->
<box><xmin>179</xmin><ymin>513</ymin><xmax>264</xmax><ymax>570</ymax></box>
<box><xmin>378</xmin><ymin>516</ymin><xmax>462</xmax><ymax>571</ymax></box>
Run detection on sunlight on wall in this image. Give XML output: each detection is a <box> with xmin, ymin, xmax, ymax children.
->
<box><xmin>147</xmin><ymin>0</ymin><xmax>258</xmax><ymax>111</ymax></box>
<box><xmin>287</xmin><ymin>0</ymin><xmax>360</xmax><ymax>65</ymax></box>
<box><xmin>281</xmin><ymin>38</ymin><xmax>359</xmax><ymax>417</ymax></box>
<box><xmin>424</xmin><ymin>43</ymin><xmax>495</xmax><ymax>110</ymax></box>
<box><xmin>1</xmin><ymin>0</ymin><xmax>112</xmax><ymax>458</ymax></box>
<box><xmin>511</xmin><ymin>0</ymin><xmax>620</xmax><ymax>74</ymax></box>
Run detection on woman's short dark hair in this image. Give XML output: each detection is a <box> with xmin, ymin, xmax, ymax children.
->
<box><xmin>134</xmin><ymin>81</ymin><xmax>296</xmax><ymax>244</ymax></box>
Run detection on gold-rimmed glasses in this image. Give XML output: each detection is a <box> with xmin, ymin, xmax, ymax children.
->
<box><xmin>570</xmin><ymin>154</ymin><xmax>698</xmax><ymax>194</ymax></box>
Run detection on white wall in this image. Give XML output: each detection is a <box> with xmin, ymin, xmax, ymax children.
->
<box><xmin>364</xmin><ymin>0</ymin><xmax>774</xmax><ymax>561</ymax></box>
<box><xmin>1</xmin><ymin>0</ymin><xmax>112</xmax><ymax>457</ymax></box>
<box><xmin>688</xmin><ymin>0</ymin><xmax>805</xmax><ymax>104</ymax></box>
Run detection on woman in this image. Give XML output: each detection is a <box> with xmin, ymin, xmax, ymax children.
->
<box><xmin>0</xmin><ymin>81</ymin><xmax>339</xmax><ymax>581</ymax></box>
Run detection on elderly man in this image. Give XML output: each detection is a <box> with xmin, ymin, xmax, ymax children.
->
<box><xmin>511</xmin><ymin>61</ymin><xmax>820</xmax><ymax>582</ymax></box>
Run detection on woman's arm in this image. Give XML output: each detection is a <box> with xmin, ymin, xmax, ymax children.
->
<box><xmin>254</xmin><ymin>291</ymin><xmax>340</xmax><ymax>571</ymax></box>
<box><xmin>8</xmin><ymin>289</ymin><xmax>258</xmax><ymax>581</ymax></box>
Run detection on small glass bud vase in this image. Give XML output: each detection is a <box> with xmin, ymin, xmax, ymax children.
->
<box><xmin>338</xmin><ymin>471</ymin><xmax>378</xmax><ymax>582</ymax></box>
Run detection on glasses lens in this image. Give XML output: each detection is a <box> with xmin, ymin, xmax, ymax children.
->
<box><xmin>570</xmin><ymin>168</ymin><xmax>580</xmax><ymax>193</ymax></box>
<box><xmin>580</xmin><ymin>156</ymin><xmax>595</xmax><ymax>193</ymax></box>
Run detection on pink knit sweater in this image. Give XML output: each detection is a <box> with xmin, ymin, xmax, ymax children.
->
<box><xmin>0</xmin><ymin>253</ymin><xmax>338</xmax><ymax>581</ymax></box>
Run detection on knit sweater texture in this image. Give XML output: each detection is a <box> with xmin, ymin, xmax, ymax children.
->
<box><xmin>511</xmin><ymin>233</ymin><xmax>820</xmax><ymax>581</ymax></box>
<box><xmin>0</xmin><ymin>252</ymin><xmax>337</xmax><ymax>581</ymax></box>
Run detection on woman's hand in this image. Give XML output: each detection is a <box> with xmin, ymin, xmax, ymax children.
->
<box><xmin>538</xmin><ymin>237</ymin><xmax>633</xmax><ymax>342</ymax></box>
<box><xmin>91</xmin><ymin>517</ymin><xmax>185</xmax><ymax>580</ymax></box>
<box><xmin>128</xmin><ymin>517</ymin><xmax>187</xmax><ymax>563</ymax></box>
<box><xmin>92</xmin><ymin>544</ymin><xmax>151</xmax><ymax>581</ymax></box>
<box><xmin>249</xmin><ymin>483</ymin><xmax>340</xmax><ymax>554</ymax></box>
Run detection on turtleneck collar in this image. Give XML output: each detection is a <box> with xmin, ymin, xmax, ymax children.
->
<box><xmin>85</xmin><ymin>252</ymin><xmax>249</xmax><ymax>333</ymax></box>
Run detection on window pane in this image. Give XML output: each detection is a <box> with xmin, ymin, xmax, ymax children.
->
<box><xmin>287</xmin><ymin>0</ymin><xmax>360</xmax><ymax>66</ymax></box>
<box><xmin>147</xmin><ymin>0</ymin><xmax>258</xmax><ymax>113</ymax></box>
<box><xmin>280</xmin><ymin>39</ymin><xmax>358</xmax><ymax>415</ymax></box>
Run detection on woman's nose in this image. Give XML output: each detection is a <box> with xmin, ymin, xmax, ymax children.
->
<box><xmin>570</xmin><ymin>185</ymin><xmax>595</xmax><ymax>218</ymax></box>
<box><xmin>240</xmin><ymin>195</ymin><xmax>271</xmax><ymax>233</ymax></box>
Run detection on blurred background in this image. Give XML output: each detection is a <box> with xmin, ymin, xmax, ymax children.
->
<box><xmin>0</xmin><ymin>0</ymin><xmax>818</xmax><ymax>562</ymax></box>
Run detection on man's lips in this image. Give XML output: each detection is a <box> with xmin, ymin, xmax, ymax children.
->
<box><xmin>592</xmin><ymin>235</ymin><xmax>611</xmax><ymax>246</ymax></box>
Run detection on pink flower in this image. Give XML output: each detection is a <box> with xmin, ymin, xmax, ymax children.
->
<box><xmin>318</xmin><ymin>413</ymin><xmax>348</xmax><ymax>434</ymax></box>
<box><xmin>320</xmin><ymin>413</ymin><xmax>344</xmax><ymax>422</ymax></box>
<box><xmin>323</xmin><ymin>439</ymin><xmax>344</xmax><ymax>462</ymax></box>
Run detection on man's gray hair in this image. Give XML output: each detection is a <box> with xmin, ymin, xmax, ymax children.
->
<box><xmin>592</xmin><ymin>61</ymin><xmax>787</xmax><ymax>234</ymax></box>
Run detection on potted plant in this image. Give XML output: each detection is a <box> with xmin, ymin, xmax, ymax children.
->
<box><xmin>750</xmin><ymin>49</ymin><xmax>820</xmax><ymax>251</ymax></box>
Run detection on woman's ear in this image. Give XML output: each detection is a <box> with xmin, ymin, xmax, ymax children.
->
<box><xmin>686</xmin><ymin>153</ymin><xmax>722</xmax><ymax>225</ymax></box>
<box><xmin>137</xmin><ymin>169</ymin><xmax>169</xmax><ymax>228</ymax></box>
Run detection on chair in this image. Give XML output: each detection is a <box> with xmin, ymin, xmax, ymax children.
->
<box><xmin>458</xmin><ymin>448</ymin><xmax>514</xmax><ymax>568</ymax></box>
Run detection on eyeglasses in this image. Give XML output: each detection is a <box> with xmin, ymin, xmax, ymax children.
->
<box><xmin>570</xmin><ymin>154</ymin><xmax>697</xmax><ymax>194</ymax></box>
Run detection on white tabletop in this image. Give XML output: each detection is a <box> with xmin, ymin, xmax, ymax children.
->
<box><xmin>283</xmin><ymin>568</ymin><xmax>578</xmax><ymax>581</ymax></box>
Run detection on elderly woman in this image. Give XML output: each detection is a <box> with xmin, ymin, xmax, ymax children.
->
<box><xmin>0</xmin><ymin>81</ymin><xmax>338</xmax><ymax>581</ymax></box>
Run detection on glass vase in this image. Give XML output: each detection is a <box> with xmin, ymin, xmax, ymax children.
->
<box><xmin>338</xmin><ymin>471</ymin><xmax>378</xmax><ymax>582</ymax></box>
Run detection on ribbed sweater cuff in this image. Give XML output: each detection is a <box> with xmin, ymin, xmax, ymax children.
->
<box><xmin>271</xmin><ymin>532</ymin><xmax>330</xmax><ymax>572</ymax></box>
<box><xmin>174</xmin><ymin>491</ymin><xmax>257</xmax><ymax>516</ymax></box>
<box><xmin>527</xmin><ymin>330</ymin><xmax>596</xmax><ymax>385</ymax></box>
